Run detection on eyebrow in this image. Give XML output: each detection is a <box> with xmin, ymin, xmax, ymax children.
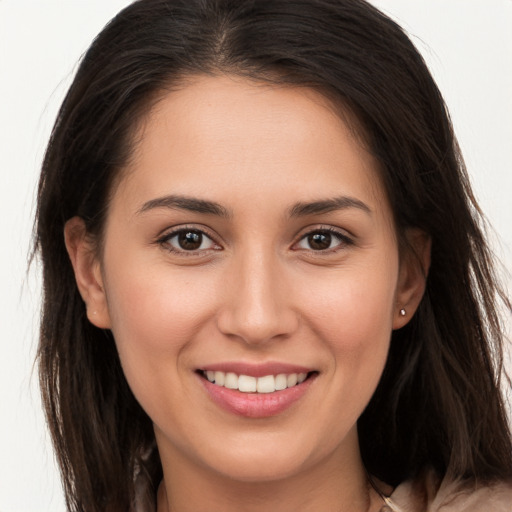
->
<box><xmin>137</xmin><ymin>194</ymin><xmax>371</xmax><ymax>218</ymax></box>
<box><xmin>138</xmin><ymin>195</ymin><xmax>231</xmax><ymax>218</ymax></box>
<box><xmin>288</xmin><ymin>196</ymin><xmax>372</xmax><ymax>217</ymax></box>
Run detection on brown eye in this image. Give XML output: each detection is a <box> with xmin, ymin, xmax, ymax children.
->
<box><xmin>309</xmin><ymin>232</ymin><xmax>332</xmax><ymax>250</ymax></box>
<box><xmin>295</xmin><ymin>229</ymin><xmax>352</xmax><ymax>252</ymax></box>
<box><xmin>163</xmin><ymin>229</ymin><xmax>217</xmax><ymax>253</ymax></box>
<box><xmin>178</xmin><ymin>231</ymin><xmax>203</xmax><ymax>250</ymax></box>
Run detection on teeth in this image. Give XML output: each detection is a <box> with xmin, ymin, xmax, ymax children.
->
<box><xmin>287</xmin><ymin>373</ymin><xmax>298</xmax><ymax>387</ymax></box>
<box><xmin>256</xmin><ymin>375</ymin><xmax>275</xmax><ymax>393</ymax></box>
<box><xmin>224</xmin><ymin>372</ymin><xmax>238</xmax><ymax>389</ymax></box>
<box><xmin>239</xmin><ymin>375</ymin><xmax>257</xmax><ymax>392</ymax></box>
<box><xmin>214</xmin><ymin>371</ymin><xmax>225</xmax><ymax>386</ymax></box>
<box><xmin>275</xmin><ymin>374</ymin><xmax>287</xmax><ymax>391</ymax></box>
<box><xmin>203</xmin><ymin>371</ymin><xmax>310</xmax><ymax>393</ymax></box>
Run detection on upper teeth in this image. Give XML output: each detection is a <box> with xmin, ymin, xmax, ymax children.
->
<box><xmin>204</xmin><ymin>371</ymin><xmax>308</xmax><ymax>393</ymax></box>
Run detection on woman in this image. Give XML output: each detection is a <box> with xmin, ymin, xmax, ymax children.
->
<box><xmin>34</xmin><ymin>0</ymin><xmax>512</xmax><ymax>510</ymax></box>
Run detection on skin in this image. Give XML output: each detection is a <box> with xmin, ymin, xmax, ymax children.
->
<box><xmin>65</xmin><ymin>75</ymin><xmax>429</xmax><ymax>512</ymax></box>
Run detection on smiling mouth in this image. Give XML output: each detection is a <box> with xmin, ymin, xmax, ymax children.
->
<box><xmin>199</xmin><ymin>370</ymin><xmax>316</xmax><ymax>394</ymax></box>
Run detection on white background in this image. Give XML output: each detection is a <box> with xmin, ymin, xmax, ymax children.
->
<box><xmin>1</xmin><ymin>1</ymin><xmax>511</xmax><ymax>510</ymax></box>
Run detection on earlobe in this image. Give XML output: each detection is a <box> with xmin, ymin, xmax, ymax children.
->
<box><xmin>64</xmin><ymin>217</ymin><xmax>111</xmax><ymax>329</ymax></box>
<box><xmin>393</xmin><ymin>229</ymin><xmax>431</xmax><ymax>329</ymax></box>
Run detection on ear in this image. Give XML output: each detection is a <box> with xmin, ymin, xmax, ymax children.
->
<box><xmin>64</xmin><ymin>217</ymin><xmax>111</xmax><ymax>329</ymax></box>
<box><xmin>393</xmin><ymin>228</ymin><xmax>431</xmax><ymax>329</ymax></box>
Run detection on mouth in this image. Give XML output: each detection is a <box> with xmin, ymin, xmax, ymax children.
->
<box><xmin>198</xmin><ymin>369</ymin><xmax>315</xmax><ymax>394</ymax></box>
<box><xmin>196</xmin><ymin>366</ymin><xmax>318</xmax><ymax>418</ymax></box>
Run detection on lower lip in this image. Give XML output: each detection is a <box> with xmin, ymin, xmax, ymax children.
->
<box><xmin>199</xmin><ymin>373</ymin><xmax>317</xmax><ymax>418</ymax></box>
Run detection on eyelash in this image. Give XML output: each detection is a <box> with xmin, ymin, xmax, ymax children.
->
<box><xmin>293</xmin><ymin>227</ymin><xmax>354</xmax><ymax>253</ymax></box>
<box><xmin>156</xmin><ymin>226</ymin><xmax>221</xmax><ymax>256</ymax></box>
<box><xmin>156</xmin><ymin>225</ymin><xmax>353</xmax><ymax>256</ymax></box>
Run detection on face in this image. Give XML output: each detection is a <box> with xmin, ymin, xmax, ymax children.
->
<box><xmin>68</xmin><ymin>75</ymin><xmax>425</xmax><ymax>483</ymax></box>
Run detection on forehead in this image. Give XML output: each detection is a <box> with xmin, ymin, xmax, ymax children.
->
<box><xmin>116</xmin><ymin>74</ymin><xmax>389</xmax><ymax>217</ymax></box>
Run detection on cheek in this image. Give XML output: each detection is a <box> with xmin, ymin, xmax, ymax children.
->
<box><xmin>296</xmin><ymin>258</ymin><xmax>398</xmax><ymax>408</ymax></box>
<box><xmin>300</xmin><ymin>264</ymin><xmax>397</xmax><ymax>350</ymax></box>
<box><xmin>107</xmin><ymin>261</ymin><xmax>218</xmax><ymax>338</ymax></box>
<box><xmin>102</xmin><ymin>262</ymin><xmax>221</xmax><ymax>401</ymax></box>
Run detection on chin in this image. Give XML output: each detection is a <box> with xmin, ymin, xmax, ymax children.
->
<box><xmin>210</xmin><ymin>452</ymin><xmax>312</xmax><ymax>483</ymax></box>
<box><xmin>193</xmin><ymin>429</ymin><xmax>344</xmax><ymax>484</ymax></box>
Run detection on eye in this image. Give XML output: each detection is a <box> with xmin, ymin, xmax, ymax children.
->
<box><xmin>295</xmin><ymin>228</ymin><xmax>352</xmax><ymax>252</ymax></box>
<box><xmin>160</xmin><ymin>228</ymin><xmax>219</xmax><ymax>253</ymax></box>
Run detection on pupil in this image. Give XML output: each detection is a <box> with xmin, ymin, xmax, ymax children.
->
<box><xmin>179</xmin><ymin>231</ymin><xmax>202</xmax><ymax>250</ymax></box>
<box><xmin>309</xmin><ymin>232</ymin><xmax>331</xmax><ymax>250</ymax></box>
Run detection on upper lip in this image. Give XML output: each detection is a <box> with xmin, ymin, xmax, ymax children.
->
<box><xmin>199</xmin><ymin>362</ymin><xmax>314</xmax><ymax>377</ymax></box>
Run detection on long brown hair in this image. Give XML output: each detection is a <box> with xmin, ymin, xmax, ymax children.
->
<box><xmin>34</xmin><ymin>0</ymin><xmax>512</xmax><ymax>510</ymax></box>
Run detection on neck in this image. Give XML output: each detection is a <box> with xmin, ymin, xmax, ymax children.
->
<box><xmin>155</xmin><ymin>432</ymin><xmax>384</xmax><ymax>512</ymax></box>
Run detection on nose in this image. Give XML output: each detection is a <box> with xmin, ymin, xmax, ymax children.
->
<box><xmin>216</xmin><ymin>250</ymin><xmax>299</xmax><ymax>345</ymax></box>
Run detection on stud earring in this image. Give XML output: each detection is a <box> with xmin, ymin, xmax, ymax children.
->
<box><xmin>399</xmin><ymin>308</ymin><xmax>406</xmax><ymax>317</ymax></box>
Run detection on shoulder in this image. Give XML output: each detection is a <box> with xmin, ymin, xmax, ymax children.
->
<box><xmin>430</xmin><ymin>479</ymin><xmax>512</xmax><ymax>512</ymax></box>
<box><xmin>385</xmin><ymin>470</ymin><xmax>512</xmax><ymax>512</ymax></box>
